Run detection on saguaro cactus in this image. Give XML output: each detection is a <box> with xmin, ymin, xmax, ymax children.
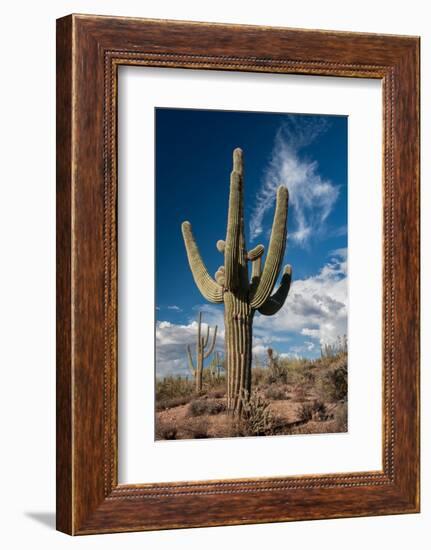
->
<box><xmin>208</xmin><ymin>351</ymin><xmax>225</xmax><ymax>382</ymax></box>
<box><xmin>182</xmin><ymin>148</ymin><xmax>292</xmax><ymax>414</ymax></box>
<box><xmin>267</xmin><ymin>347</ymin><xmax>284</xmax><ymax>383</ymax></box>
<box><xmin>186</xmin><ymin>312</ymin><xmax>218</xmax><ymax>393</ymax></box>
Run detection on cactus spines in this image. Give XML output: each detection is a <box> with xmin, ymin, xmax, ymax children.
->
<box><xmin>247</xmin><ymin>244</ymin><xmax>264</xmax><ymax>262</ymax></box>
<box><xmin>181</xmin><ymin>222</ymin><xmax>224</xmax><ymax>304</ymax></box>
<box><xmin>258</xmin><ymin>265</ymin><xmax>292</xmax><ymax>315</ymax></box>
<box><xmin>182</xmin><ymin>147</ymin><xmax>292</xmax><ymax>414</ymax></box>
<box><xmin>186</xmin><ymin>312</ymin><xmax>218</xmax><ymax>393</ymax></box>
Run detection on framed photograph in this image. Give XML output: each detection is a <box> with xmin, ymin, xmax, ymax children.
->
<box><xmin>56</xmin><ymin>14</ymin><xmax>420</xmax><ymax>534</ymax></box>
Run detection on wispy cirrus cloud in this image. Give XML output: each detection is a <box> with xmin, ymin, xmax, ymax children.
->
<box><xmin>156</xmin><ymin>304</ymin><xmax>183</xmax><ymax>313</ymax></box>
<box><xmin>249</xmin><ymin>116</ymin><xmax>339</xmax><ymax>247</ymax></box>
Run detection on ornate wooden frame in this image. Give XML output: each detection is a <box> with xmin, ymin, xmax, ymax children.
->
<box><xmin>56</xmin><ymin>14</ymin><xmax>420</xmax><ymax>534</ymax></box>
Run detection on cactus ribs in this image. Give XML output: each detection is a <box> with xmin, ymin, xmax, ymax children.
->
<box><xmin>182</xmin><ymin>148</ymin><xmax>292</xmax><ymax>415</ymax></box>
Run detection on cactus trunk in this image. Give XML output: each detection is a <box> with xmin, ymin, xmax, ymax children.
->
<box><xmin>182</xmin><ymin>148</ymin><xmax>292</xmax><ymax>416</ymax></box>
<box><xmin>186</xmin><ymin>312</ymin><xmax>217</xmax><ymax>393</ymax></box>
<box><xmin>196</xmin><ymin>348</ymin><xmax>203</xmax><ymax>392</ymax></box>
<box><xmin>224</xmin><ymin>292</ymin><xmax>254</xmax><ymax>413</ymax></box>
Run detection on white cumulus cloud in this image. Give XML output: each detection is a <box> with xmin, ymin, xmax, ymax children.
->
<box><xmin>156</xmin><ymin>250</ymin><xmax>347</xmax><ymax>377</ymax></box>
<box><xmin>156</xmin><ymin>311</ymin><xmax>224</xmax><ymax>378</ymax></box>
<box><xmin>254</xmin><ymin>248</ymin><xmax>347</xmax><ymax>347</ymax></box>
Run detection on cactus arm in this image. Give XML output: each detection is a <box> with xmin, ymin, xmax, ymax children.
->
<box><xmin>203</xmin><ymin>323</ymin><xmax>210</xmax><ymax>347</ymax></box>
<box><xmin>258</xmin><ymin>265</ymin><xmax>292</xmax><ymax>316</ymax></box>
<box><xmin>181</xmin><ymin>222</ymin><xmax>223</xmax><ymax>303</ymax></box>
<box><xmin>250</xmin><ymin>255</ymin><xmax>262</xmax><ymax>288</ymax></box>
<box><xmin>224</xmin><ymin>148</ymin><xmax>244</xmax><ymax>291</ymax></box>
<box><xmin>250</xmin><ymin>186</ymin><xmax>289</xmax><ymax>310</ymax></box>
<box><xmin>203</xmin><ymin>325</ymin><xmax>218</xmax><ymax>359</ymax></box>
<box><xmin>252</xmin><ymin>256</ymin><xmax>262</xmax><ymax>280</ymax></box>
<box><xmin>197</xmin><ymin>312</ymin><xmax>202</xmax><ymax>348</ymax></box>
<box><xmin>248</xmin><ymin>245</ymin><xmax>264</xmax><ymax>289</ymax></box>
<box><xmin>247</xmin><ymin>244</ymin><xmax>264</xmax><ymax>261</ymax></box>
<box><xmin>186</xmin><ymin>345</ymin><xmax>195</xmax><ymax>375</ymax></box>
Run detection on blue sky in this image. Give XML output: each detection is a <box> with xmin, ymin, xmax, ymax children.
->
<box><xmin>155</xmin><ymin>108</ymin><xmax>347</xmax><ymax>378</ymax></box>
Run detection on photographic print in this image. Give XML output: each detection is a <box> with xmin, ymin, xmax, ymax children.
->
<box><xmin>56</xmin><ymin>16</ymin><xmax>420</xmax><ymax>532</ymax></box>
<box><xmin>155</xmin><ymin>107</ymin><xmax>348</xmax><ymax>441</ymax></box>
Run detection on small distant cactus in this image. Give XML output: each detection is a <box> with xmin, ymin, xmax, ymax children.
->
<box><xmin>267</xmin><ymin>347</ymin><xmax>285</xmax><ymax>383</ymax></box>
<box><xmin>182</xmin><ymin>148</ymin><xmax>292</xmax><ymax>414</ymax></box>
<box><xmin>186</xmin><ymin>312</ymin><xmax>217</xmax><ymax>393</ymax></box>
<box><xmin>208</xmin><ymin>351</ymin><xmax>224</xmax><ymax>381</ymax></box>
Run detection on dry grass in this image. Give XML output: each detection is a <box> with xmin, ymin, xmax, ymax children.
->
<box><xmin>185</xmin><ymin>418</ymin><xmax>210</xmax><ymax>439</ymax></box>
<box><xmin>155</xmin><ymin>419</ymin><xmax>178</xmax><ymax>440</ymax></box>
<box><xmin>156</xmin><ymin>395</ymin><xmax>194</xmax><ymax>412</ymax></box>
<box><xmin>155</xmin><ymin>347</ymin><xmax>348</xmax><ymax>440</ymax></box>
<box><xmin>188</xmin><ymin>398</ymin><xmax>226</xmax><ymax>417</ymax></box>
<box><xmin>296</xmin><ymin>400</ymin><xmax>331</xmax><ymax>423</ymax></box>
<box><xmin>264</xmin><ymin>384</ymin><xmax>289</xmax><ymax>401</ymax></box>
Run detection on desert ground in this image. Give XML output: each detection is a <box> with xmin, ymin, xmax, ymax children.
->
<box><xmin>155</xmin><ymin>345</ymin><xmax>347</xmax><ymax>440</ymax></box>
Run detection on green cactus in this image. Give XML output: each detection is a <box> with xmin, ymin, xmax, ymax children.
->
<box><xmin>208</xmin><ymin>351</ymin><xmax>225</xmax><ymax>382</ymax></box>
<box><xmin>182</xmin><ymin>148</ymin><xmax>292</xmax><ymax>414</ymax></box>
<box><xmin>186</xmin><ymin>312</ymin><xmax>218</xmax><ymax>393</ymax></box>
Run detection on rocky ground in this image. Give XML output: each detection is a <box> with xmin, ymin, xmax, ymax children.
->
<box><xmin>155</xmin><ymin>382</ymin><xmax>347</xmax><ymax>440</ymax></box>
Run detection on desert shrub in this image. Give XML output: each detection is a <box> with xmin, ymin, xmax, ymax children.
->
<box><xmin>310</xmin><ymin>400</ymin><xmax>330</xmax><ymax>421</ymax></box>
<box><xmin>264</xmin><ymin>385</ymin><xmax>288</xmax><ymax>400</ymax></box>
<box><xmin>188</xmin><ymin>399</ymin><xmax>226</xmax><ymax>417</ymax></box>
<box><xmin>253</xmin><ymin>353</ymin><xmax>312</xmax><ymax>387</ymax></box>
<box><xmin>316</xmin><ymin>360</ymin><xmax>347</xmax><ymax>403</ymax></box>
<box><xmin>296</xmin><ymin>402</ymin><xmax>314</xmax><ymax>422</ymax></box>
<box><xmin>266</xmin><ymin>348</ymin><xmax>289</xmax><ymax>384</ymax></box>
<box><xmin>333</xmin><ymin>402</ymin><xmax>348</xmax><ymax>432</ymax></box>
<box><xmin>155</xmin><ymin>420</ymin><xmax>177</xmax><ymax>440</ymax></box>
<box><xmin>279</xmin><ymin>358</ymin><xmax>314</xmax><ymax>388</ymax></box>
<box><xmin>189</xmin><ymin>399</ymin><xmax>209</xmax><ymax>416</ymax></box>
<box><xmin>187</xmin><ymin>418</ymin><xmax>210</xmax><ymax>439</ymax></box>
<box><xmin>291</xmin><ymin>385</ymin><xmax>308</xmax><ymax>402</ymax></box>
<box><xmin>239</xmin><ymin>391</ymin><xmax>274</xmax><ymax>436</ymax></box>
<box><xmin>329</xmin><ymin>363</ymin><xmax>348</xmax><ymax>401</ymax></box>
<box><xmin>156</xmin><ymin>395</ymin><xmax>193</xmax><ymax>411</ymax></box>
<box><xmin>156</xmin><ymin>375</ymin><xmax>195</xmax><ymax>403</ymax></box>
<box><xmin>252</xmin><ymin>366</ymin><xmax>269</xmax><ymax>386</ymax></box>
<box><xmin>297</xmin><ymin>400</ymin><xmax>330</xmax><ymax>423</ymax></box>
<box><xmin>207</xmin><ymin>389</ymin><xmax>225</xmax><ymax>399</ymax></box>
<box><xmin>202</xmin><ymin>368</ymin><xmax>226</xmax><ymax>389</ymax></box>
<box><xmin>302</xmin><ymin>369</ymin><xmax>316</xmax><ymax>385</ymax></box>
<box><xmin>320</xmin><ymin>335</ymin><xmax>348</xmax><ymax>358</ymax></box>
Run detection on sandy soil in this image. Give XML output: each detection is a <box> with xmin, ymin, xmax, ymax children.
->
<box><xmin>155</xmin><ymin>393</ymin><xmax>346</xmax><ymax>440</ymax></box>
